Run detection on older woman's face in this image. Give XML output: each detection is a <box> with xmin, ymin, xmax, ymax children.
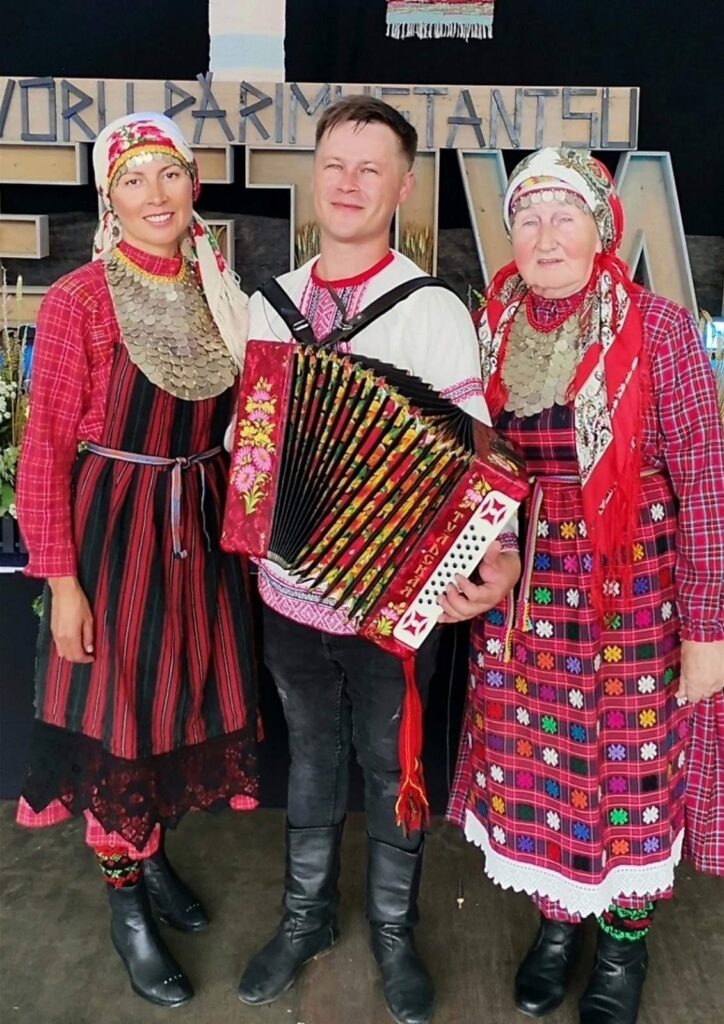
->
<box><xmin>110</xmin><ymin>160</ymin><xmax>193</xmax><ymax>258</ymax></box>
<box><xmin>511</xmin><ymin>200</ymin><xmax>601</xmax><ymax>299</ymax></box>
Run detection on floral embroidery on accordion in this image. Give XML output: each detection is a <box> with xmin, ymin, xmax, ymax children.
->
<box><xmin>461</xmin><ymin>478</ymin><xmax>492</xmax><ymax>511</ymax></box>
<box><xmin>230</xmin><ymin>376</ymin><xmax>277</xmax><ymax>514</ymax></box>
<box><xmin>369</xmin><ymin>602</ymin><xmax>407</xmax><ymax>638</ymax></box>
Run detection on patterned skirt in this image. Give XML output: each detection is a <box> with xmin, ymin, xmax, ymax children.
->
<box><xmin>447</xmin><ymin>470</ymin><xmax>694</xmax><ymax>917</ymax></box>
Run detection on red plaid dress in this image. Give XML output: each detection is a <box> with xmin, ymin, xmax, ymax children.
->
<box><xmin>447</xmin><ymin>288</ymin><xmax>724</xmax><ymax>918</ymax></box>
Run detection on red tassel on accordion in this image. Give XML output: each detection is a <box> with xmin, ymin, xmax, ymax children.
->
<box><xmin>395</xmin><ymin>656</ymin><xmax>429</xmax><ymax>835</ymax></box>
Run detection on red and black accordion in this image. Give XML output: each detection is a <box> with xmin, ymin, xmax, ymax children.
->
<box><xmin>221</xmin><ymin>340</ymin><xmax>529</xmax><ymax>657</ymax></box>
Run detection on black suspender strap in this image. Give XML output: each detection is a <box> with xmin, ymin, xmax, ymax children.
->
<box><xmin>260</xmin><ymin>274</ymin><xmax>458</xmax><ymax>351</ymax></box>
<box><xmin>259</xmin><ymin>278</ymin><xmax>318</xmax><ymax>347</ymax></box>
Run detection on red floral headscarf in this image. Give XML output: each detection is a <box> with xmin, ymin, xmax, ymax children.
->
<box><xmin>479</xmin><ymin>148</ymin><xmax>647</xmax><ymax>615</ymax></box>
<box><xmin>92</xmin><ymin>113</ymin><xmax>248</xmax><ymax>366</ymax></box>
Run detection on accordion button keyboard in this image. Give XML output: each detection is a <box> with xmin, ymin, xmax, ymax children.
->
<box><xmin>392</xmin><ymin>489</ymin><xmax>518</xmax><ymax>650</ymax></box>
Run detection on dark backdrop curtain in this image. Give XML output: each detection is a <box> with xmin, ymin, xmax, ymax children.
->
<box><xmin>0</xmin><ymin>0</ymin><xmax>722</xmax><ymax>234</ymax></box>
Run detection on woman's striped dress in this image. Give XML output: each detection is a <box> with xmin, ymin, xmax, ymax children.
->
<box><xmin>17</xmin><ymin>250</ymin><xmax>258</xmax><ymax>851</ymax></box>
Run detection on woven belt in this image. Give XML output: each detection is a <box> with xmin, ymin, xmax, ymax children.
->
<box><xmin>85</xmin><ymin>443</ymin><xmax>222</xmax><ymax>559</ymax></box>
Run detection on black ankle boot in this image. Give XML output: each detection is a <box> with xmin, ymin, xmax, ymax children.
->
<box><xmin>143</xmin><ymin>837</ymin><xmax>208</xmax><ymax>933</ymax></box>
<box><xmin>108</xmin><ymin>878</ymin><xmax>193</xmax><ymax>1007</ymax></box>
<box><xmin>514</xmin><ymin>915</ymin><xmax>584</xmax><ymax>1017</ymax></box>
<box><xmin>367</xmin><ymin>836</ymin><xmax>434</xmax><ymax>1024</ymax></box>
<box><xmin>579</xmin><ymin>930</ymin><xmax>648</xmax><ymax>1023</ymax></box>
<box><xmin>238</xmin><ymin>821</ymin><xmax>343</xmax><ymax>1006</ymax></box>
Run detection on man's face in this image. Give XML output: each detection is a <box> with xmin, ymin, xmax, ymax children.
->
<box><xmin>312</xmin><ymin>120</ymin><xmax>414</xmax><ymax>246</ymax></box>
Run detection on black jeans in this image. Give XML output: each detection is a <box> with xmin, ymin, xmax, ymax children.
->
<box><xmin>263</xmin><ymin>605</ymin><xmax>441</xmax><ymax>851</ymax></box>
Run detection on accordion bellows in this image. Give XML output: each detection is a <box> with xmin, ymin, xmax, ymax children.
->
<box><xmin>222</xmin><ymin>340</ymin><xmax>529</xmax><ymax>658</ymax></box>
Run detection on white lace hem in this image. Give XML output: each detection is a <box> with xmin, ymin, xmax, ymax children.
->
<box><xmin>463</xmin><ymin>809</ymin><xmax>684</xmax><ymax>918</ymax></box>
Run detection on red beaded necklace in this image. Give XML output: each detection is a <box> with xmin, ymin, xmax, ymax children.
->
<box><xmin>524</xmin><ymin>286</ymin><xmax>589</xmax><ymax>334</ymax></box>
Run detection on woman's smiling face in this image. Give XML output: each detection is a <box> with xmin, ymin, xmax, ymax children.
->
<box><xmin>511</xmin><ymin>199</ymin><xmax>602</xmax><ymax>298</ymax></box>
<box><xmin>110</xmin><ymin>159</ymin><xmax>193</xmax><ymax>258</ymax></box>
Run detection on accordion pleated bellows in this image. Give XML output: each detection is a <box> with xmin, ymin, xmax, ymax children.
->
<box><xmin>222</xmin><ymin>341</ymin><xmax>529</xmax><ymax>658</ymax></box>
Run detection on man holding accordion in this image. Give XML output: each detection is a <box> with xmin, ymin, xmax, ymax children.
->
<box><xmin>231</xmin><ymin>96</ymin><xmax>522</xmax><ymax>1024</ymax></box>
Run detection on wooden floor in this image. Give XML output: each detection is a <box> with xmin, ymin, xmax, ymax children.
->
<box><xmin>1</xmin><ymin>804</ymin><xmax>722</xmax><ymax>1024</ymax></box>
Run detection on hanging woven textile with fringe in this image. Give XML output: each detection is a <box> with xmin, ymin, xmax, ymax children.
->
<box><xmin>385</xmin><ymin>1</ymin><xmax>496</xmax><ymax>40</ymax></box>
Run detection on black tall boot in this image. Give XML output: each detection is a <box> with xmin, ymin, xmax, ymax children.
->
<box><xmin>579</xmin><ymin>929</ymin><xmax>649</xmax><ymax>1024</ymax></box>
<box><xmin>143</xmin><ymin>832</ymin><xmax>208</xmax><ymax>932</ymax></box>
<box><xmin>108</xmin><ymin>877</ymin><xmax>193</xmax><ymax>1007</ymax></box>
<box><xmin>238</xmin><ymin>821</ymin><xmax>343</xmax><ymax>1005</ymax></box>
<box><xmin>514</xmin><ymin>915</ymin><xmax>584</xmax><ymax>1017</ymax></box>
<box><xmin>367</xmin><ymin>836</ymin><xmax>434</xmax><ymax>1024</ymax></box>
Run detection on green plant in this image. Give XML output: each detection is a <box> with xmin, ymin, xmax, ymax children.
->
<box><xmin>467</xmin><ymin>284</ymin><xmax>486</xmax><ymax>312</ymax></box>
<box><xmin>295</xmin><ymin>222</ymin><xmax>320</xmax><ymax>268</ymax></box>
<box><xmin>714</xmin><ymin>357</ymin><xmax>724</xmax><ymax>425</ymax></box>
<box><xmin>400</xmin><ymin>223</ymin><xmax>433</xmax><ymax>275</ymax></box>
<box><xmin>699</xmin><ymin>308</ymin><xmax>724</xmax><ymax>425</ymax></box>
<box><xmin>1</xmin><ymin>268</ymin><xmax>30</xmax><ymax>518</ymax></box>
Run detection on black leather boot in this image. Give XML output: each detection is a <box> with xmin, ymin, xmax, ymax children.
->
<box><xmin>108</xmin><ymin>878</ymin><xmax>193</xmax><ymax>1007</ymax></box>
<box><xmin>143</xmin><ymin>835</ymin><xmax>208</xmax><ymax>933</ymax></box>
<box><xmin>514</xmin><ymin>915</ymin><xmax>584</xmax><ymax>1017</ymax></box>
<box><xmin>578</xmin><ymin>929</ymin><xmax>649</xmax><ymax>1023</ymax></box>
<box><xmin>238</xmin><ymin>821</ymin><xmax>343</xmax><ymax>1005</ymax></box>
<box><xmin>367</xmin><ymin>836</ymin><xmax>434</xmax><ymax>1024</ymax></box>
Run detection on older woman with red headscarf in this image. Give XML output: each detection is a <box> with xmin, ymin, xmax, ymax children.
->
<box><xmin>15</xmin><ymin>113</ymin><xmax>258</xmax><ymax>1008</ymax></box>
<box><xmin>448</xmin><ymin>148</ymin><xmax>724</xmax><ymax>1024</ymax></box>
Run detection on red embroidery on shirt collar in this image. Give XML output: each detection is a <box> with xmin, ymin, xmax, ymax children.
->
<box><xmin>311</xmin><ymin>250</ymin><xmax>394</xmax><ymax>289</ymax></box>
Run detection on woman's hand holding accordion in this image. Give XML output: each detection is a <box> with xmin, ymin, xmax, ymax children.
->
<box><xmin>437</xmin><ymin>539</ymin><xmax>521</xmax><ymax>624</ymax></box>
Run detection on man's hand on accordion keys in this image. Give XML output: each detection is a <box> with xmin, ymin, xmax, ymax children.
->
<box><xmin>437</xmin><ymin>540</ymin><xmax>522</xmax><ymax>624</ymax></box>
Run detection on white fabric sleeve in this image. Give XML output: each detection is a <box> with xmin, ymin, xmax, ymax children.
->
<box><xmin>224</xmin><ymin>290</ymin><xmax>271</xmax><ymax>451</ymax></box>
<box><xmin>399</xmin><ymin>286</ymin><xmax>519</xmax><ymax>535</ymax></box>
<box><xmin>397</xmin><ymin>286</ymin><xmax>490</xmax><ymax>423</ymax></box>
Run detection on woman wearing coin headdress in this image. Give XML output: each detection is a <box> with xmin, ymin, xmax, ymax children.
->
<box><xmin>447</xmin><ymin>148</ymin><xmax>724</xmax><ymax>1023</ymax></box>
<box><xmin>15</xmin><ymin>113</ymin><xmax>258</xmax><ymax>1007</ymax></box>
